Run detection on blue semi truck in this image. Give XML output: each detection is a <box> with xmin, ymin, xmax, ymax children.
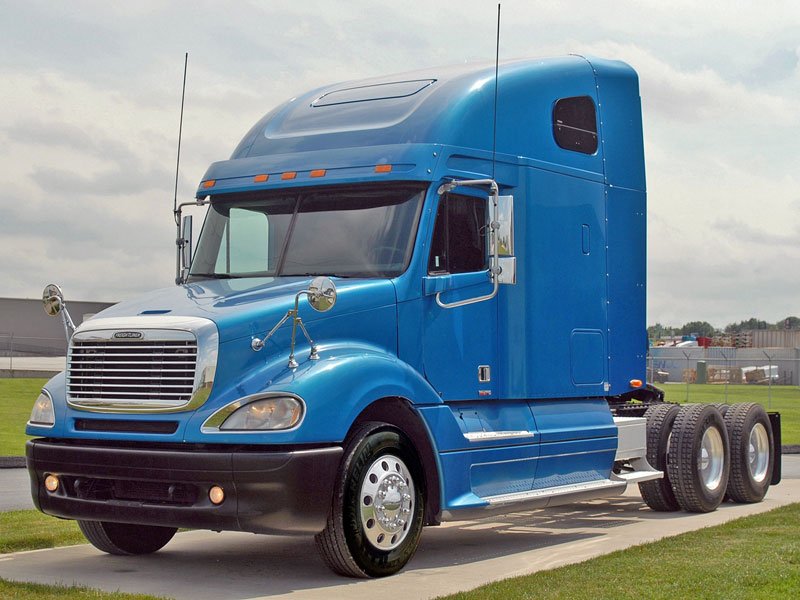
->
<box><xmin>26</xmin><ymin>56</ymin><xmax>780</xmax><ymax>577</ymax></box>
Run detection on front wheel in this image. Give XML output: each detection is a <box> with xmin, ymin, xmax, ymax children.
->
<box><xmin>315</xmin><ymin>422</ymin><xmax>424</xmax><ymax>578</ymax></box>
<box><xmin>78</xmin><ymin>520</ymin><xmax>177</xmax><ymax>555</ymax></box>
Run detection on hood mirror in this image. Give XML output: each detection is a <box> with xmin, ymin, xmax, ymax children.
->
<box><xmin>42</xmin><ymin>284</ymin><xmax>64</xmax><ymax>317</ymax></box>
<box><xmin>42</xmin><ymin>283</ymin><xmax>76</xmax><ymax>341</ymax></box>
<box><xmin>307</xmin><ymin>277</ymin><xmax>337</xmax><ymax>312</ymax></box>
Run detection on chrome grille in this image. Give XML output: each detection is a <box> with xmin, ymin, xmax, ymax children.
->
<box><xmin>68</xmin><ymin>339</ymin><xmax>198</xmax><ymax>409</ymax></box>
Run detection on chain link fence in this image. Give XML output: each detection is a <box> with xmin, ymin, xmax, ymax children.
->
<box><xmin>0</xmin><ymin>333</ymin><xmax>67</xmax><ymax>375</ymax></box>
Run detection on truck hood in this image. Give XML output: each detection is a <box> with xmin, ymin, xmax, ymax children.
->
<box><xmin>88</xmin><ymin>277</ymin><xmax>397</xmax><ymax>344</ymax></box>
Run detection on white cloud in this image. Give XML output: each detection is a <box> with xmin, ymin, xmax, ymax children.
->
<box><xmin>0</xmin><ymin>0</ymin><xmax>798</xmax><ymax>327</ymax></box>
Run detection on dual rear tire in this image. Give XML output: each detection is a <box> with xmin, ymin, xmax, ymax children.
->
<box><xmin>639</xmin><ymin>402</ymin><xmax>775</xmax><ymax>513</ymax></box>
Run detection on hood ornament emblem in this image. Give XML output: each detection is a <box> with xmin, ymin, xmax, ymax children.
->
<box><xmin>250</xmin><ymin>277</ymin><xmax>337</xmax><ymax>369</ymax></box>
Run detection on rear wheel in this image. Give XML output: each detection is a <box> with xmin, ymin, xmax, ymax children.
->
<box><xmin>639</xmin><ymin>404</ymin><xmax>681</xmax><ymax>511</ymax></box>
<box><xmin>315</xmin><ymin>422</ymin><xmax>425</xmax><ymax>578</ymax></box>
<box><xmin>667</xmin><ymin>404</ymin><xmax>730</xmax><ymax>513</ymax></box>
<box><xmin>725</xmin><ymin>403</ymin><xmax>774</xmax><ymax>503</ymax></box>
<box><xmin>78</xmin><ymin>521</ymin><xmax>177</xmax><ymax>555</ymax></box>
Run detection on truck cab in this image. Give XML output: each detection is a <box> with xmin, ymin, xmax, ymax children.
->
<box><xmin>26</xmin><ymin>55</ymin><xmax>779</xmax><ymax>578</ymax></box>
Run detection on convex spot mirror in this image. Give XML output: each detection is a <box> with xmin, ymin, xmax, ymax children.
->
<box><xmin>307</xmin><ymin>277</ymin><xmax>337</xmax><ymax>312</ymax></box>
<box><xmin>42</xmin><ymin>284</ymin><xmax>65</xmax><ymax>317</ymax></box>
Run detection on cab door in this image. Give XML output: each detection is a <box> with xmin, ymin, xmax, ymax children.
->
<box><xmin>421</xmin><ymin>191</ymin><xmax>497</xmax><ymax>400</ymax></box>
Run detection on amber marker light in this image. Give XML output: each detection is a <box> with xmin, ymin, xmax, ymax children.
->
<box><xmin>281</xmin><ymin>171</ymin><xmax>297</xmax><ymax>180</ymax></box>
<box><xmin>629</xmin><ymin>379</ymin><xmax>643</xmax><ymax>388</ymax></box>
<box><xmin>202</xmin><ymin>180</ymin><xmax>216</xmax><ymax>188</ymax></box>
<box><xmin>254</xmin><ymin>174</ymin><xmax>269</xmax><ymax>183</ymax></box>
<box><xmin>310</xmin><ymin>169</ymin><xmax>326</xmax><ymax>178</ymax></box>
<box><xmin>44</xmin><ymin>474</ymin><xmax>60</xmax><ymax>493</ymax></box>
<box><xmin>374</xmin><ymin>164</ymin><xmax>392</xmax><ymax>173</ymax></box>
<box><xmin>209</xmin><ymin>485</ymin><xmax>225</xmax><ymax>505</ymax></box>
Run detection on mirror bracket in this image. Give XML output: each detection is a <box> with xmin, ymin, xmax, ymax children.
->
<box><xmin>251</xmin><ymin>277</ymin><xmax>337</xmax><ymax>368</ymax></box>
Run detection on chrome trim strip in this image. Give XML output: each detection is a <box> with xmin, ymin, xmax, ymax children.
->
<box><xmin>201</xmin><ymin>392</ymin><xmax>306</xmax><ymax>433</ymax></box>
<box><xmin>463</xmin><ymin>430</ymin><xmax>535</xmax><ymax>442</ymax></box>
<box><xmin>67</xmin><ymin>316</ymin><xmax>218</xmax><ymax>414</ymax></box>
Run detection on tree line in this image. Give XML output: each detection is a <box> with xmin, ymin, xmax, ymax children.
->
<box><xmin>648</xmin><ymin>316</ymin><xmax>800</xmax><ymax>339</ymax></box>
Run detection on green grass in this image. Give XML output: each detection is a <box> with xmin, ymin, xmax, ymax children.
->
<box><xmin>440</xmin><ymin>503</ymin><xmax>800</xmax><ymax>600</ymax></box>
<box><xmin>661</xmin><ymin>383</ymin><xmax>800</xmax><ymax>444</ymax></box>
<box><xmin>0</xmin><ymin>378</ymin><xmax>46</xmax><ymax>456</ymax></box>
<box><xmin>0</xmin><ymin>579</ymin><xmax>166</xmax><ymax>599</ymax></box>
<box><xmin>0</xmin><ymin>510</ymin><xmax>85</xmax><ymax>554</ymax></box>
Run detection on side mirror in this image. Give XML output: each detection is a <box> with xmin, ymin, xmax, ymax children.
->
<box><xmin>495</xmin><ymin>195</ymin><xmax>514</xmax><ymax>256</ymax></box>
<box><xmin>180</xmin><ymin>215</ymin><xmax>193</xmax><ymax>282</ymax></box>
<box><xmin>307</xmin><ymin>277</ymin><xmax>337</xmax><ymax>312</ymax></box>
<box><xmin>42</xmin><ymin>284</ymin><xmax>64</xmax><ymax>317</ymax></box>
<box><xmin>42</xmin><ymin>283</ymin><xmax>76</xmax><ymax>340</ymax></box>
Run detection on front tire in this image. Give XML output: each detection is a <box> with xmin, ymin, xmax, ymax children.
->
<box><xmin>668</xmin><ymin>404</ymin><xmax>730</xmax><ymax>513</ymax></box>
<box><xmin>78</xmin><ymin>521</ymin><xmax>177</xmax><ymax>555</ymax></box>
<box><xmin>315</xmin><ymin>422</ymin><xmax>425</xmax><ymax>578</ymax></box>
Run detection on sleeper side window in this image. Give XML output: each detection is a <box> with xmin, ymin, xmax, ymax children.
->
<box><xmin>428</xmin><ymin>194</ymin><xmax>488</xmax><ymax>275</ymax></box>
<box><xmin>553</xmin><ymin>96</ymin><xmax>598</xmax><ymax>154</ymax></box>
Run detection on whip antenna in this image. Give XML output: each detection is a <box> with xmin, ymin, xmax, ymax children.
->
<box><xmin>173</xmin><ymin>52</ymin><xmax>188</xmax><ymax>225</ymax></box>
<box><xmin>491</xmin><ymin>3</ymin><xmax>501</xmax><ymax>180</ymax></box>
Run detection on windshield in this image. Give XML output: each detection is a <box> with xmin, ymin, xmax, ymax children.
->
<box><xmin>189</xmin><ymin>183</ymin><xmax>426</xmax><ymax>280</ymax></box>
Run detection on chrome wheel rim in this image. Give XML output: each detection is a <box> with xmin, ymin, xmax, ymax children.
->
<box><xmin>699</xmin><ymin>426</ymin><xmax>725</xmax><ymax>491</ymax></box>
<box><xmin>748</xmin><ymin>423</ymin><xmax>770</xmax><ymax>483</ymax></box>
<box><xmin>359</xmin><ymin>454</ymin><xmax>415</xmax><ymax>551</ymax></box>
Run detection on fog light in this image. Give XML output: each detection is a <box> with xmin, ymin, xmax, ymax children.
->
<box><xmin>209</xmin><ymin>485</ymin><xmax>225</xmax><ymax>505</ymax></box>
<box><xmin>44</xmin><ymin>474</ymin><xmax>60</xmax><ymax>493</ymax></box>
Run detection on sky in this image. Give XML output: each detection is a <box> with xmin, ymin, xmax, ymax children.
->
<box><xmin>1</xmin><ymin>0</ymin><xmax>798</xmax><ymax>328</ymax></box>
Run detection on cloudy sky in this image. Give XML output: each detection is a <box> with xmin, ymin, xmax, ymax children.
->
<box><xmin>1</xmin><ymin>0</ymin><xmax>798</xmax><ymax>328</ymax></box>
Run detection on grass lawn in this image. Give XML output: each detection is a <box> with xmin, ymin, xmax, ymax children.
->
<box><xmin>0</xmin><ymin>510</ymin><xmax>85</xmax><ymax>554</ymax></box>
<box><xmin>0</xmin><ymin>510</ymin><xmax>168</xmax><ymax>598</ymax></box>
<box><xmin>0</xmin><ymin>378</ymin><xmax>47</xmax><ymax>456</ymax></box>
<box><xmin>661</xmin><ymin>383</ymin><xmax>800</xmax><ymax>445</ymax></box>
<box><xmin>0</xmin><ymin>579</ymin><xmax>166</xmax><ymax>600</ymax></box>
<box><xmin>440</xmin><ymin>502</ymin><xmax>800</xmax><ymax>599</ymax></box>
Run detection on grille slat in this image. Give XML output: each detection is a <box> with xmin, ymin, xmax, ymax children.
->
<box><xmin>68</xmin><ymin>338</ymin><xmax>198</xmax><ymax>409</ymax></box>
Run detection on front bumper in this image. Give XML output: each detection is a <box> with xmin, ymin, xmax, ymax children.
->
<box><xmin>26</xmin><ymin>439</ymin><xmax>342</xmax><ymax>535</ymax></box>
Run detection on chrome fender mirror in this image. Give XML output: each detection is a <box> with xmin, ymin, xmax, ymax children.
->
<box><xmin>42</xmin><ymin>283</ymin><xmax>76</xmax><ymax>340</ymax></box>
<box><xmin>307</xmin><ymin>277</ymin><xmax>337</xmax><ymax>312</ymax></box>
<box><xmin>42</xmin><ymin>284</ymin><xmax>64</xmax><ymax>317</ymax></box>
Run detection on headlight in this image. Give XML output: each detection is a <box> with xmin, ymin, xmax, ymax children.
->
<box><xmin>29</xmin><ymin>390</ymin><xmax>55</xmax><ymax>427</ymax></box>
<box><xmin>220</xmin><ymin>396</ymin><xmax>303</xmax><ymax>431</ymax></box>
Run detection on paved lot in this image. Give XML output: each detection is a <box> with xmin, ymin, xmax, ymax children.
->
<box><xmin>1</xmin><ymin>461</ymin><xmax>798</xmax><ymax>600</ymax></box>
<box><xmin>0</xmin><ymin>468</ymin><xmax>33</xmax><ymax>511</ymax></box>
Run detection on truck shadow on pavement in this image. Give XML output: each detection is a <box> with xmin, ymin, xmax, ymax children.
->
<box><xmin>1</xmin><ymin>495</ymin><xmax>672</xmax><ymax>599</ymax></box>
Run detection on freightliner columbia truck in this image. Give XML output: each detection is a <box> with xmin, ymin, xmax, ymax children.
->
<box><xmin>26</xmin><ymin>56</ymin><xmax>781</xmax><ymax>577</ymax></box>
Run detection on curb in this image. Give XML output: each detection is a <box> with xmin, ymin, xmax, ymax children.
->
<box><xmin>0</xmin><ymin>456</ymin><xmax>26</xmax><ymax>468</ymax></box>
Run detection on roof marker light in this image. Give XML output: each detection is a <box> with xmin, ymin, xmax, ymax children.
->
<box><xmin>254</xmin><ymin>174</ymin><xmax>269</xmax><ymax>183</ymax></box>
<box><xmin>630</xmin><ymin>379</ymin><xmax>643</xmax><ymax>388</ymax></box>
<box><xmin>310</xmin><ymin>169</ymin><xmax>326</xmax><ymax>178</ymax></box>
<box><xmin>281</xmin><ymin>171</ymin><xmax>297</xmax><ymax>180</ymax></box>
<box><xmin>202</xmin><ymin>180</ymin><xmax>216</xmax><ymax>188</ymax></box>
<box><xmin>375</xmin><ymin>164</ymin><xmax>392</xmax><ymax>173</ymax></box>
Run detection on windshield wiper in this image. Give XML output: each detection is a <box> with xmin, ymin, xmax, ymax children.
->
<box><xmin>188</xmin><ymin>273</ymin><xmax>241</xmax><ymax>280</ymax></box>
<box><xmin>291</xmin><ymin>272</ymin><xmax>354</xmax><ymax>279</ymax></box>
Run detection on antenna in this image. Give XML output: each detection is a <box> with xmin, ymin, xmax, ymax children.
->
<box><xmin>173</xmin><ymin>52</ymin><xmax>188</xmax><ymax>226</ymax></box>
<box><xmin>491</xmin><ymin>3</ymin><xmax>501</xmax><ymax>180</ymax></box>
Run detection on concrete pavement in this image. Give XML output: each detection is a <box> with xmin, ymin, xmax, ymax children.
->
<box><xmin>0</xmin><ymin>468</ymin><xmax>33</xmax><ymax>511</ymax></box>
<box><xmin>1</xmin><ymin>465</ymin><xmax>798</xmax><ymax>600</ymax></box>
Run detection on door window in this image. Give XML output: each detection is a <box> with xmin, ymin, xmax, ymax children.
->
<box><xmin>428</xmin><ymin>194</ymin><xmax>488</xmax><ymax>275</ymax></box>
